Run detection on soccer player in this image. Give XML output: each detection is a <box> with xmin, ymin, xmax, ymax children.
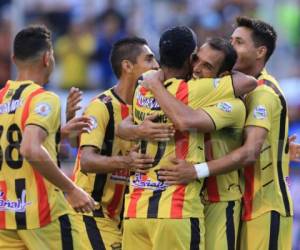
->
<box><xmin>140</xmin><ymin>37</ymin><xmax>246</xmax><ymax>250</ymax></box>
<box><xmin>158</xmin><ymin>17</ymin><xmax>294</xmax><ymax>250</ymax></box>
<box><xmin>0</xmin><ymin>25</ymin><xmax>95</xmax><ymax>249</ymax></box>
<box><xmin>122</xmin><ymin>26</ymin><xmax>256</xmax><ymax>250</ymax></box>
<box><xmin>72</xmin><ymin>37</ymin><xmax>161</xmax><ymax>249</ymax></box>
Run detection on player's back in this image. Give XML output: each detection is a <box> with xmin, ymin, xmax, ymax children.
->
<box><xmin>126</xmin><ymin>78</ymin><xmax>205</xmax><ymax>219</ymax></box>
<box><xmin>0</xmin><ymin>80</ymin><xmax>70</xmax><ymax>230</ymax></box>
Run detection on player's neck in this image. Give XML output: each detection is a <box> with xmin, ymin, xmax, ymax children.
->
<box><xmin>161</xmin><ymin>66</ymin><xmax>188</xmax><ymax>81</ymax></box>
<box><xmin>113</xmin><ymin>78</ymin><xmax>135</xmax><ymax>104</ymax></box>
<box><xmin>242</xmin><ymin>61</ymin><xmax>265</xmax><ymax>79</ymax></box>
<box><xmin>16</xmin><ymin>69</ymin><xmax>47</xmax><ymax>86</ymax></box>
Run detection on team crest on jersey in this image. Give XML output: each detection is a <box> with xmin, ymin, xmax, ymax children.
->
<box><xmin>0</xmin><ymin>190</ymin><xmax>32</xmax><ymax>212</ymax></box>
<box><xmin>131</xmin><ymin>172</ymin><xmax>168</xmax><ymax>191</ymax></box>
<box><xmin>89</xmin><ymin>115</ymin><xmax>98</xmax><ymax>130</ymax></box>
<box><xmin>213</xmin><ymin>78</ymin><xmax>221</xmax><ymax>88</ymax></box>
<box><xmin>217</xmin><ymin>102</ymin><xmax>232</xmax><ymax>112</ymax></box>
<box><xmin>34</xmin><ymin>102</ymin><xmax>51</xmax><ymax>117</ymax></box>
<box><xmin>253</xmin><ymin>105</ymin><xmax>267</xmax><ymax>120</ymax></box>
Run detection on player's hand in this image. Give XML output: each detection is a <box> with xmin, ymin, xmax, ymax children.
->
<box><xmin>158</xmin><ymin>157</ymin><xmax>197</xmax><ymax>185</ymax></box>
<box><xmin>66</xmin><ymin>87</ymin><xmax>82</xmax><ymax>122</ymax></box>
<box><xmin>121</xmin><ymin>145</ymin><xmax>154</xmax><ymax>173</ymax></box>
<box><xmin>289</xmin><ymin>134</ymin><xmax>300</xmax><ymax>162</ymax></box>
<box><xmin>139</xmin><ymin>69</ymin><xmax>164</xmax><ymax>91</ymax></box>
<box><xmin>65</xmin><ymin>185</ymin><xmax>96</xmax><ymax>213</ymax></box>
<box><xmin>138</xmin><ymin>114</ymin><xmax>175</xmax><ymax>141</ymax></box>
<box><xmin>61</xmin><ymin>116</ymin><xmax>92</xmax><ymax>139</ymax></box>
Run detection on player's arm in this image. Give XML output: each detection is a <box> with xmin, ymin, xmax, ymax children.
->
<box><xmin>140</xmin><ymin>72</ymin><xmax>248</xmax><ymax>132</ymax></box>
<box><xmin>80</xmin><ymin>100</ymin><xmax>154</xmax><ymax>173</ymax></box>
<box><xmin>80</xmin><ymin>145</ymin><xmax>154</xmax><ymax>174</ymax></box>
<box><xmin>20</xmin><ymin>125</ymin><xmax>95</xmax><ymax>213</ymax></box>
<box><xmin>231</xmin><ymin>71</ymin><xmax>257</xmax><ymax>96</ymax></box>
<box><xmin>116</xmin><ymin>114</ymin><xmax>174</xmax><ymax>141</ymax></box>
<box><xmin>158</xmin><ymin>126</ymin><xmax>267</xmax><ymax>185</ymax></box>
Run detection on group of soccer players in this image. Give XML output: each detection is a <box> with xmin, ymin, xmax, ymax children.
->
<box><xmin>0</xmin><ymin>15</ymin><xmax>296</xmax><ymax>250</ymax></box>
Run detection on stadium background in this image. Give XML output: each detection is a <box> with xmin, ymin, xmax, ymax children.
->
<box><xmin>0</xmin><ymin>0</ymin><xmax>299</xmax><ymax>248</ymax></box>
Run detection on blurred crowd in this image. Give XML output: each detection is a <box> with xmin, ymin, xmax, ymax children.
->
<box><xmin>0</xmin><ymin>0</ymin><xmax>299</xmax><ymax>91</ymax></box>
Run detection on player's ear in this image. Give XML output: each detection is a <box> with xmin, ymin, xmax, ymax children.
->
<box><xmin>43</xmin><ymin>50</ymin><xmax>51</xmax><ymax>67</ymax></box>
<box><xmin>256</xmin><ymin>46</ymin><xmax>267</xmax><ymax>60</ymax></box>
<box><xmin>121</xmin><ymin>60</ymin><xmax>134</xmax><ymax>75</ymax></box>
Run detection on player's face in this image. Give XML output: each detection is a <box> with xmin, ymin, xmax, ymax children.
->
<box><xmin>132</xmin><ymin>45</ymin><xmax>159</xmax><ymax>80</ymax></box>
<box><xmin>192</xmin><ymin>43</ymin><xmax>225</xmax><ymax>78</ymax></box>
<box><xmin>231</xmin><ymin>27</ymin><xmax>257</xmax><ymax>72</ymax></box>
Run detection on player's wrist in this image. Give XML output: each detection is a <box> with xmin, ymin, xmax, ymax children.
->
<box><xmin>193</xmin><ymin>162</ymin><xmax>210</xmax><ymax>179</ymax></box>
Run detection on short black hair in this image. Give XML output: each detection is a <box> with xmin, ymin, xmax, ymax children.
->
<box><xmin>206</xmin><ymin>37</ymin><xmax>237</xmax><ymax>75</ymax></box>
<box><xmin>14</xmin><ymin>25</ymin><xmax>52</xmax><ymax>61</ymax></box>
<box><xmin>159</xmin><ymin>26</ymin><xmax>197</xmax><ymax>69</ymax></box>
<box><xmin>235</xmin><ymin>16</ymin><xmax>277</xmax><ymax>62</ymax></box>
<box><xmin>110</xmin><ymin>37</ymin><xmax>148</xmax><ymax>78</ymax></box>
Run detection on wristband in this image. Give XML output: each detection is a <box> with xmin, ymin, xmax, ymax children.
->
<box><xmin>194</xmin><ymin>162</ymin><xmax>210</xmax><ymax>179</ymax></box>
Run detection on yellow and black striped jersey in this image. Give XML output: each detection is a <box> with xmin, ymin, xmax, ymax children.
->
<box><xmin>0</xmin><ymin>80</ymin><xmax>71</xmax><ymax>229</ymax></box>
<box><xmin>73</xmin><ymin>88</ymin><xmax>133</xmax><ymax>223</ymax></box>
<box><xmin>242</xmin><ymin>69</ymin><xmax>293</xmax><ymax>220</ymax></box>
<box><xmin>202</xmin><ymin>99</ymin><xmax>246</xmax><ymax>202</ymax></box>
<box><xmin>125</xmin><ymin>75</ymin><xmax>236</xmax><ymax>219</ymax></box>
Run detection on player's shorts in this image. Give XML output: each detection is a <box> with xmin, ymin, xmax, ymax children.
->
<box><xmin>204</xmin><ymin>200</ymin><xmax>241</xmax><ymax>250</ymax></box>
<box><xmin>0</xmin><ymin>214</ymin><xmax>91</xmax><ymax>250</ymax></box>
<box><xmin>82</xmin><ymin>215</ymin><xmax>122</xmax><ymax>250</ymax></box>
<box><xmin>240</xmin><ymin>211</ymin><xmax>293</xmax><ymax>250</ymax></box>
<box><xmin>122</xmin><ymin>217</ymin><xmax>204</xmax><ymax>250</ymax></box>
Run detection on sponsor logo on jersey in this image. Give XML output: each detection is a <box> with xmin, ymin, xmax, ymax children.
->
<box><xmin>0</xmin><ymin>190</ymin><xmax>32</xmax><ymax>212</ymax></box>
<box><xmin>136</xmin><ymin>92</ymin><xmax>160</xmax><ymax>110</ymax></box>
<box><xmin>217</xmin><ymin>102</ymin><xmax>232</xmax><ymax>112</ymax></box>
<box><xmin>131</xmin><ymin>173</ymin><xmax>167</xmax><ymax>191</ymax></box>
<box><xmin>0</xmin><ymin>99</ymin><xmax>23</xmax><ymax>114</ymax></box>
<box><xmin>253</xmin><ymin>105</ymin><xmax>267</xmax><ymax>120</ymax></box>
<box><xmin>34</xmin><ymin>102</ymin><xmax>51</xmax><ymax>117</ymax></box>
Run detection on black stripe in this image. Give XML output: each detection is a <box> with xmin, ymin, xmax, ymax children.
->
<box><xmin>226</xmin><ymin>201</ymin><xmax>235</xmax><ymax>250</ymax></box>
<box><xmin>9</xmin><ymin>84</ymin><xmax>30</xmax><ymax>114</ymax></box>
<box><xmin>264</xmin><ymin>80</ymin><xmax>291</xmax><ymax>216</ymax></box>
<box><xmin>15</xmin><ymin>178</ymin><xmax>26</xmax><ymax>229</ymax></box>
<box><xmin>118</xmin><ymin>185</ymin><xmax>129</xmax><ymax>229</ymax></box>
<box><xmin>147</xmin><ymin>190</ymin><xmax>163</xmax><ymax>218</ymax></box>
<box><xmin>83</xmin><ymin>215</ymin><xmax>105</xmax><ymax>250</ymax></box>
<box><xmin>111</xmin><ymin>88</ymin><xmax>126</xmax><ymax>104</ymax></box>
<box><xmin>269</xmin><ymin>211</ymin><xmax>280</xmax><ymax>250</ymax></box>
<box><xmin>90</xmin><ymin>95</ymin><xmax>116</xmax><ymax>217</ymax></box>
<box><xmin>91</xmin><ymin>174</ymin><xmax>107</xmax><ymax>217</ymax></box>
<box><xmin>58</xmin><ymin>214</ymin><xmax>73</xmax><ymax>250</ymax></box>
<box><xmin>261</xmin><ymin>145</ymin><xmax>271</xmax><ymax>153</ymax></box>
<box><xmin>262</xmin><ymin>162</ymin><xmax>272</xmax><ymax>170</ymax></box>
<box><xmin>263</xmin><ymin>180</ymin><xmax>274</xmax><ymax>187</ymax></box>
<box><xmin>190</xmin><ymin>218</ymin><xmax>200</xmax><ymax>250</ymax></box>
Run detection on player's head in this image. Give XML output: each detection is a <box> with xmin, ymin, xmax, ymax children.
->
<box><xmin>159</xmin><ymin>26</ymin><xmax>197</xmax><ymax>77</ymax></box>
<box><xmin>231</xmin><ymin>16</ymin><xmax>277</xmax><ymax>72</ymax></box>
<box><xmin>110</xmin><ymin>37</ymin><xmax>159</xmax><ymax>81</ymax></box>
<box><xmin>193</xmin><ymin>37</ymin><xmax>237</xmax><ymax>78</ymax></box>
<box><xmin>13</xmin><ymin>25</ymin><xmax>54</xmax><ymax>81</ymax></box>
